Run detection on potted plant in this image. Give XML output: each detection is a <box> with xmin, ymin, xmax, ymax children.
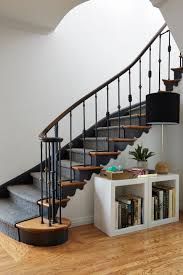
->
<box><xmin>129</xmin><ymin>145</ymin><xmax>155</xmax><ymax>169</ymax></box>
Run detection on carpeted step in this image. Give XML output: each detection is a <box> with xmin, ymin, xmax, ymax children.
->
<box><xmin>7</xmin><ymin>184</ymin><xmax>42</xmax><ymax>215</ymax></box>
<box><xmin>0</xmin><ymin>198</ymin><xmax>38</xmax><ymax>241</ymax></box>
<box><xmin>110</xmin><ymin>113</ymin><xmax>146</xmax><ymax>126</ymax></box>
<box><xmin>61</xmin><ymin>159</ymin><xmax>82</xmax><ymax>179</ymax></box>
<box><xmin>97</xmin><ymin>125</ymin><xmax>147</xmax><ymax>139</ymax></box>
<box><xmin>66</xmin><ymin>148</ymin><xmax>92</xmax><ymax>164</ymax></box>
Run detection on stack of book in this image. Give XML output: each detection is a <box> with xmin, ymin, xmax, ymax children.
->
<box><xmin>115</xmin><ymin>194</ymin><xmax>143</xmax><ymax>229</ymax></box>
<box><xmin>152</xmin><ymin>184</ymin><xmax>176</xmax><ymax>221</ymax></box>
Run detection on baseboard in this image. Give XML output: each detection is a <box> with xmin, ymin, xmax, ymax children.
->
<box><xmin>70</xmin><ymin>216</ymin><xmax>94</xmax><ymax>228</ymax></box>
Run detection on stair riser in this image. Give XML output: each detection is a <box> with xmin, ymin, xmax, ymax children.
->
<box><xmin>10</xmin><ymin>193</ymin><xmax>39</xmax><ymax>216</ymax></box>
<box><xmin>61</xmin><ymin>166</ymin><xmax>74</xmax><ymax>179</ymax></box>
<box><xmin>174</xmin><ymin>71</ymin><xmax>182</xmax><ymax>80</ymax></box>
<box><xmin>130</xmin><ymin>106</ymin><xmax>146</xmax><ymax>115</ymax></box>
<box><xmin>0</xmin><ymin>220</ymin><xmax>19</xmax><ymax>241</ymax></box>
<box><xmin>74</xmin><ymin>169</ymin><xmax>101</xmax><ymax>181</ymax></box>
<box><xmin>110</xmin><ymin>116</ymin><xmax>146</xmax><ymax>127</ymax></box>
<box><xmin>69</xmin><ymin>152</ymin><xmax>91</xmax><ymax>164</ymax></box>
<box><xmin>97</xmin><ymin>128</ymin><xmax>145</xmax><ymax>139</ymax></box>
<box><xmin>84</xmin><ymin>140</ymin><xmax>114</xmax><ymax>151</ymax></box>
<box><xmin>91</xmin><ymin>155</ymin><xmax>119</xmax><ymax>166</ymax></box>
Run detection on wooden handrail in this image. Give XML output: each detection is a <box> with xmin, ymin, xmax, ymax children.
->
<box><xmin>39</xmin><ymin>23</ymin><xmax>167</xmax><ymax>139</ymax></box>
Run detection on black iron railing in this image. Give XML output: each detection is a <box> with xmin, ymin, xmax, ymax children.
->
<box><xmin>39</xmin><ymin>23</ymin><xmax>181</xmax><ymax>226</ymax></box>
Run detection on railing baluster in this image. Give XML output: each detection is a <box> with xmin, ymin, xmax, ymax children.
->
<box><xmin>40</xmin><ymin>141</ymin><xmax>44</xmax><ymax>224</ymax></box>
<box><xmin>54</xmin><ymin>123</ymin><xmax>58</xmax><ymax>198</ymax></box>
<box><xmin>106</xmin><ymin>85</ymin><xmax>110</xmax><ymax>151</ymax></box>
<box><xmin>95</xmin><ymin>93</ymin><xmax>98</xmax><ymax>151</ymax></box>
<box><xmin>128</xmin><ymin>69</ymin><xmax>132</xmax><ymax>126</ymax></box>
<box><xmin>59</xmin><ymin>141</ymin><xmax>62</xmax><ymax>224</ymax></box>
<box><xmin>168</xmin><ymin>30</ymin><xmax>171</xmax><ymax>80</ymax></box>
<box><xmin>45</xmin><ymin>141</ymin><xmax>48</xmax><ymax>202</ymax></box>
<box><xmin>48</xmin><ymin>142</ymin><xmax>51</xmax><ymax>226</ymax></box>
<box><xmin>139</xmin><ymin>59</ymin><xmax>142</xmax><ymax>125</ymax></box>
<box><xmin>148</xmin><ymin>46</ymin><xmax>152</xmax><ymax>94</ymax></box>
<box><xmin>83</xmin><ymin>101</ymin><xmax>86</xmax><ymax>165</ymax></box>
<box><xmin>69</xmin><ymin>111</ymin><xmax>72</xmax><ymax>182</ymax></box>
<box><xmin>51</xmin><ymin>142</ymin><xmax>56</xmax><ymax>223</ymax></box>
<box><xmin>180</xmin><ymin>52</ymin><xmax>182</xmax><ymax>67</ymax></box>
<box><xmin>118</xmin><ymin>77</ymin><xmax>121</xmax><ymax>138</ymax></box>
<box><xmin>158</xmin><ymin>34</ymin><xmax>162</xmax><ymax>91</ymax></box>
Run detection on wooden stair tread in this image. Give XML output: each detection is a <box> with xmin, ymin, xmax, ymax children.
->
<box><xmin>122</xmin><ymin>125</ymin><xmax>151</xmax><ymax>129</ymax></box>
<box><xmin>109</xmin><ymin>138</ymin><xmax>136</xmax><ymax>142</ymax></box>
<box><xmin>38</xmin><ymin>198</ymin><xmax>70</xmax><ymax>207</ymax></box>
<box><xmin>89</xmin><ymin>151</ymin><xmax>120</xmax><ymax>156</ymax></box>
<box><xmin>16</xmin><ymin>217</ymin><xmax>71</xmax><ymax>232</ymax></box>
<box><xmin>162</xmin><ymin>79</ymin><xmax>181</xmax><ymax>83</ymax></box>
<box><xmin>171</xmin><ymin>67</ymin><xmax>183</xmax><ymax>71</ymax></box>
<box><xmin>72</xmin><ymin>165</ymin><xmax>103</xmax><ymax>171</ymax></box>
<box><xmin>61</xmin><ymin>181</ymin><xmax>86</xmax><ymax>188</ymax></box>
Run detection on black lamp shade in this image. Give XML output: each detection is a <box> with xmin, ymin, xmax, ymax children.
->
<box><xmin>146</xmin><ymin>92</ymin><xmax>180</xmax><ymax>125</ymax></box>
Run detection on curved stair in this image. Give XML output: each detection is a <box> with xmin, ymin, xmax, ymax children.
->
<box><xmin>0</xmin><ymin>23</ymin><xmax>182</xmax><ymax>246</ymax></box>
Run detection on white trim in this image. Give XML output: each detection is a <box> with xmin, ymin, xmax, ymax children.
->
<box><xmin>70</xmin><ymin>216</ymin><xmax>94</xmax><ymax>228</ymax></box>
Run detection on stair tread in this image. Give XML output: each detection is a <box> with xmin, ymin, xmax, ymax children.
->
<box><xmin>110</xmin><ymin>113</ymin><xmax>146</xmax><ymax>121</ymax></box>
<box><xmin>109</xmin><ymin>138</ymin><xmax>137</xmax><ymax>142</ymax></box>
<box><xmin>97</xmin><ymin>125</ymin><xmax>149</xmax><ymax>130</ymax></box>
<box><xmin>163</xmin><ymin>79</ymin><xmax>181</xmax><ymax>83</ymax></box>
<box><xmin>171</xmin><ymin>67</ymin><xmax>183</xmax><ymax>71</ymax></box>
<box><xmin>8</xmin><ymin>184</ymin><xmax>43</xmax><ymax>203</ymax></box>
<box><xmin>0</xmin><ymin>198</ymin><xmax>37</xmax><ymax>226</ymax></box>
<box><xmin>38</xmin><ymin>198</ymin><xmax>70</xmax><ymax>207</ymax></box>
<box><xmin>89</xmin><ymin>151</ymin><xmax>120</xmax><ymax>156</ymax></box>
<box><xmin>16</xmin><ymin>217</ymin><xmax>71</xmax><ymax>232</ymax></box>
<box><xmin>72</xmin><ymin>165</ymin><xmax>103</xmax><ymax>171</ymax></box>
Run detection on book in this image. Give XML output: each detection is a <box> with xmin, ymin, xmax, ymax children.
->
<box><xmin>118</xmin><ymin>202</ymin><xmax>122</xmax><ymax>229</ymax></box>
<box><xmin>154</xmin><ymin>196</ymin><xmax>159</xmax><ymax>220</ymax></box>
<box><xmin>115</xmin><ymin>201</ymin><xmax>119</xmax><ymax>229</ymax></box>
<box><xmin>121</xmin><ymin>202</ymin><xmax>128</xmax><ymax>228</ymax></box>
<box><xmin>152</xmin><ymin>196</ymin><xmax>155</xmax><ymax>221</ymax></box>
<box><xmin>152</xmin><ymin>187</ymin><xmax>164</xmax><ymax>220</ymax></box>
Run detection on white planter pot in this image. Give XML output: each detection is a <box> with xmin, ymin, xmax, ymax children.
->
<box><xmin>137</xmin><ymin>161</ymin><xmax>148</xmax><ymax>169</ymax></box>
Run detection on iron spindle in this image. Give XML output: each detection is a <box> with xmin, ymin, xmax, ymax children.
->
<box><xmin>48</xmin><ymin>142</ymin><xmax>51</xmax><ymax>226</ymax></box>
<box><xmin>148</xmin><ymin>46</ymin><xmax>152</xmax><ymax>94</ymax></box>
<box><xmin>83</xmin><ymin>101</ymin><xmax>86</xmax><ymax>166</ymax></box>
<box><xmin>69</xmin><ymin>111</ymin><xmax>73</xmax><ymax>182</ymax></box>
<box><xmin>51</xmin><ymin>142</ymin><xmax>57</xmax><ymax>224</ymax></box>
<box><xmin>40</xmin><ymin>141</ymin><xmax>44</xmax><ymax>224</ymax></box>
<box><xmin>54</xmin><ymin>123</ymin><xmax>59</xmax><ymax>197</ymax></box>
<box><xmin>118</xmin><ymin>77</ymin><xmax>121</xmax><ymax>138</ymax></box>
<box><xmin>128</xmin><ymin>69</ymin><xmax>132</xmax><ymax>126</ymax></box>
<box><xmin>95</xmin><ymin>93</ymin><xmax>98</xmax><ymax>151</ymax></box>
<box><xmin>106</xmin><ymin>85</ymin><xmax>110</xmax><ymax>151</ymax></box>
<box><xmin>59</xmin><ymin>141</ymin><xmax>62</xmax><ymax>224</ymax></box>
<box><xmin>139</xmin><ymin>59</ymin><xmax>142</xmax><ymax>125</ymax></box>
<box><xmin>158</xmin><ymin>34</ymin><xmax>162</xmax><ymax>91</ymax></box>
<box><xmin>45</xmin><ymin>141</ymin><xmax>48</xmax><ymax>202</ymax></box>
<box><xmin>168</xmin><ymin>30</ymin><xmax>171</xmax><ymax>80</ymax></box>
<box><xmin>180</xmin><ymin>52</ymin><xmax>182</xmax><ymax>67</ymax></box>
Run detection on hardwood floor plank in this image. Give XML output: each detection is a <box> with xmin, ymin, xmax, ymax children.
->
<box><xmin>0</xmin><ymin>219</ymin><xmax>183</xmax><ymax>274</ymax></box>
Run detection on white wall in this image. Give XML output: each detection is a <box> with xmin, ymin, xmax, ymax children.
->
<box><xmin>0</xmin><ymin>0</ymin><xmax>176</xmax><ymax>225</ymax></box>
<box><xmin>150</xmin><ymin>0</ymin><xmax>183</xmax><ymax>53</ymax></box>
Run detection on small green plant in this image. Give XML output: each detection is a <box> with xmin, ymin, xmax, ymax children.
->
<box><xmin>129</xmin><ymin>145</ymin><xmax>155</xmax><ymax>161</ymax></box>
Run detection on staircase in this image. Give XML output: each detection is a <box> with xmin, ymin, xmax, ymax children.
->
<box><xmin>0</xmin><ymin>23</ymin><xmax>182</xmax><ymax>246</ymax></box>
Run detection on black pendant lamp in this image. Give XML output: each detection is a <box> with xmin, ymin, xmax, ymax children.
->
<box><xmin>146</xmin><ymin>92</ymin><xmax>180</xmax><ymax>125</ymax></box>
<box><xmin>146</xmin><ymin>92</ymin><xmax>180</xmax><ymax>174</ymax></box>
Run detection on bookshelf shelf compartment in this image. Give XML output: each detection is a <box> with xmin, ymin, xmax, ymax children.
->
<box><xmin>94</xmin><ymin>174</ymin><xmax>179</xmax><ymax>237</ymax></box>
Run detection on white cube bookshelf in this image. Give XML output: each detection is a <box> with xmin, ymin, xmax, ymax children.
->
<box><xmin>94</xmin><ymin>174</ymin><xmax>179</xmax><ymax>237</ymax></box>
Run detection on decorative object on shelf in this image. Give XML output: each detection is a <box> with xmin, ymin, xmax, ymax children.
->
<box><xmin>155</xmin><ymin>161</ymin><xmax>169</xmax><ymax>175</ymax></box>
<box><xmin>101</xmin><ymin>170</ymin><xmax>136</xmax><ymax>180</ymax></box>
<box><xmin>146</xmin><ymin>91</ymin><xmax>180</xmax><ymax>174</ymax></box>
<box><xmin>129</xmin><ymin>144</ymin><xmax>155</xmax><ymax>169</ymax></box>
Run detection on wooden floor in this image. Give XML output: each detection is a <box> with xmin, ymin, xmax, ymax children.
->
<box><xmin>1</xmin><ymin>219</ymin><xmax>183</xmax><ymax>275</ymax></box>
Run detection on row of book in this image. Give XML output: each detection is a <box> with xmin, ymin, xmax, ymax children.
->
<box><xmin>115</xmin><ymin>194</ymin><xmax>143</xmax><ymax>229</ymax></box>
<box><xmin>152</xmin><ymin>184</ymin><xmax>176</xmax><ymax>220</ymax></box>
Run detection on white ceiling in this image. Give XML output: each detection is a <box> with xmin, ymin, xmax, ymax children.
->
<box><xmin>0</xmin><ymin>0</ymin><xmax>88</xmax><ymax>33</ymax></box>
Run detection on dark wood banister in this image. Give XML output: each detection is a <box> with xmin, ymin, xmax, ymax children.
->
<box><xmin>39</xmin><ymin>23</ymin><xmax>167</xmax><ymax>140</ymax></box>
